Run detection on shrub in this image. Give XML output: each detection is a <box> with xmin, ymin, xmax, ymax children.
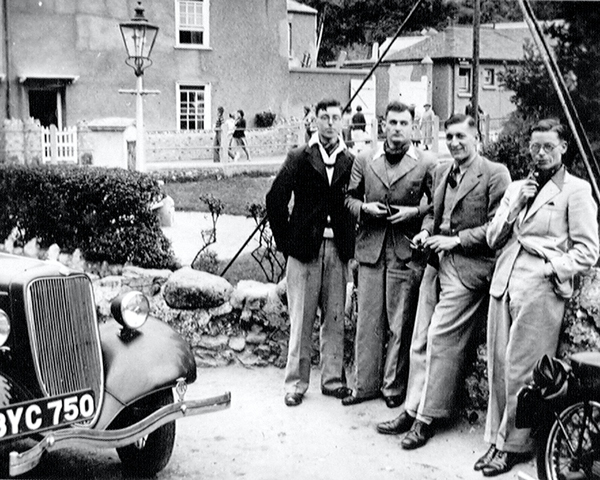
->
<box><xmin>0</xmin><ymin>165</ymin><xmax>176</xmax><ymax>268</ymax></box>
<box><xmin>254</xmin><ymin>111</ymin><xmax>277</xmax><ymax>128</ymax></box>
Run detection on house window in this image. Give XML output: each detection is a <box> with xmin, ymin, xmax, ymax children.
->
<box><xmin>458</xmin><ymin>67</ymin><xmax>472</xmax><ymax>94</ymax></box>
<box><xmin>483</xmin><ymin>68</ymin><xmax>496</xmax><ymax>88</ymax></box>
<box><xmin>178</xmin><ymin>84</ymin><xmax>210</xmax><ymax>130</ymax></box>
<box><xmin>176</xmin><ymin>0</ymin><xmax>209</xmax><ymax>47</ymax></box>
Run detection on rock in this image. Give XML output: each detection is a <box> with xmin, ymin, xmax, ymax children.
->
<box><xmin>246</xmin><ymin>331</ymin><xmax>267</xmax><ymax>344</ymax></box>
<box><xmin>196</xmin><ymin>334</ymin><xmax>229</xmax><ymax>350</ymax></box>
<box><xmin>231</xmin><ymin>280</ymin><xmax>286</xmax><ymax>326</ymax></box>
<box><xmin>122</xmin><ymin>265</ymin><xmax>173</xmax><ymax>296</ymax></box>
<box><xmin>209</xmin><ymin>302</ymin><xmax>233</xmax><ymax>317</ymax></box>
<box><xmin>229</xmin><ymin>336</ymin><xmax>246</xmax><ymax>352</ymax></box>
<box><xmin>163</xmin><ymin>267</ymin><xmax>233</xmax><ymax>309</ymax></box>
<box><xmin>237</xmin><ymin>350</ymin><xmax>266</xmax><ymax>367</ymax></box>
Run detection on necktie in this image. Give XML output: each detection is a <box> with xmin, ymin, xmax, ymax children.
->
<box><xmin>447</xmin><ymin>163</ymin><xmax>460</xmax><ymax>189</ymax></box>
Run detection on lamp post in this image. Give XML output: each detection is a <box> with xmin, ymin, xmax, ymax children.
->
<box><xmin>119</xmin><ymin>1</ymin><xmax>159</xmax><ymax>172</ymax></box>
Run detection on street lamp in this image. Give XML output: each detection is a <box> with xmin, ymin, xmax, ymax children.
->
<box><xmin>119</xmin><ymin>1</ymin><xmax>159</xmax><ymax>171</ymax></box>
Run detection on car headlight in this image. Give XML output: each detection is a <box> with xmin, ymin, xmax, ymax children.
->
<box><xmin>111</xmin><ymin>291</ymin><xmax>149</xmax><ymax>330</ymax></box>
<box><xmin>0</xmin><ymin>310</ymin><xmax>11</xmax><ymax>347</ymax></box>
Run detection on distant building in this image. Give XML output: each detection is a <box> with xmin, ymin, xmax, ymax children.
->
<box><xmin>338</xmin><ymin>24</ymin><xmax>534</xmax><ymax>122</ymax></box>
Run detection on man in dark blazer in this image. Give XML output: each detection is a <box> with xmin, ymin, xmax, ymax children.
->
<box><xmin>476</xmin><ymin>119</ymin><xmax>599</xmax><ymax>476</ymax></box>
<box><xmin>343</xmin><ymin>101</ymin><xmax>436</xmax><ymax>408</ymax></box>
<box><xmin>377</xmin><ymin>114</ymin><xmax>511</xmax><ymax>449</ymax></box>
<box><xmin>266</xmin><ymin>98</ymin><xmax>355</xmax><ymax>407</ymax></box>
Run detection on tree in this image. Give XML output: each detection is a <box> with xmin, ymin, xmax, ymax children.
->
<box><xmin>488</xmin><ymin>4</ymin><xmax>600</xmax><ymax>181</ymax></box>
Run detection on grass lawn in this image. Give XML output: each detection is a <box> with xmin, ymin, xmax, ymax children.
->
<box><xmin>163</xmin><ymin>174</ymin><xmax>275</xmax><ymax>216</ymax></box>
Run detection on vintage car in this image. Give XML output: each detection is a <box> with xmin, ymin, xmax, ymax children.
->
<box><xmin>0</xmin><ymin>253</ymin><xmax>231</xmax><ymax>477</ymax></box>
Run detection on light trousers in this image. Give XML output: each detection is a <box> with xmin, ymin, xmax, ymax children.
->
<box><xmin>353</xmin><ymin>239</ymin><xmax>423</xmax><ymax>398</ymax></box>
<box><xmin>405</xmin><ymin>254</ymin><xmax>488</xmax><ymax>419</ymax></box>
<box><xmin>284</xmin><ymin>239</ymin><xmax>348</xmax><ymax>394</ymax></box>
<box><xmin>485</xmin><ymin>251</ymin><xmax>564</xmax><ymax>453</ymax></box>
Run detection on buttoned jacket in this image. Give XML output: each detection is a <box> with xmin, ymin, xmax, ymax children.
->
<box><xmin>487</xmin><ymin>168</ymin><xmax>599</xmax><ymax>299</ymax></box>
<box><xmin>345</xmin><ymin>144</ymin><xmax>436</xmax><ymax>264</ymax></box>
<box><xmin>424</xmin><ymin>155</ymin><xmax>511</xmax><ymax>290</ymax></box>
<box><xmin>266</xmin><ymin>141</ymin><xmax>355</xmax><ymax>263</ymax></box>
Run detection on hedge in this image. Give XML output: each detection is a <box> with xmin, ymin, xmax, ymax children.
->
<box><xmin>0</xmin><ymin>165</ymin><xmax>176</xmax><ymax>268</ymax></box>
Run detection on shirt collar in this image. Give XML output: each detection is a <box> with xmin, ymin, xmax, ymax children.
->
<box><xmin>309</xmin><ymin>134</ymin><xmax>347</xmax><ymax>166</ymax></box>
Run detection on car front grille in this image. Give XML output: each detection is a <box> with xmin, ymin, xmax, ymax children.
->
<box><xmin>26</xmin><ymin>275</ymin><xmax>104</xmax><ymax>421</ymax></box>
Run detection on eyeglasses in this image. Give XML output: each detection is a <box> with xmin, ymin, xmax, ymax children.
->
<box><xmin>529</xmin><ymin>143</ymin><xmax>560</xmax><ymax>154</ymax></box>
<box><xmin>318</xmin><ymin>114</ymin><xmax>342</xmax><ymax>123</ymax></box>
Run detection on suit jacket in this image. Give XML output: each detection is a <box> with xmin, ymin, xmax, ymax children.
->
<box><xmin>266</xmin><ymin>141</ymin><xmax>355</xmax><ymax>263</ymax></box>
<box><xmin>345</xmin><ymin>144</ymin><xmax>436</xmax><ymax>264</ymax></box>
<box><xmin>488</xmin><ymin>168</ymin><xmax>599</xmax><ymax>299</ymax></box>
<box><xmin>424</xmin><ymin>155</ymin><xmax>511</xmax><ymax>290</ymax></box>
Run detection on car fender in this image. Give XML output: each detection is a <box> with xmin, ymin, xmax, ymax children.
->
<box><xmin>93</xmin><ymin>317</ymin><xmax>197</xmax><ymax>430</ymax></box>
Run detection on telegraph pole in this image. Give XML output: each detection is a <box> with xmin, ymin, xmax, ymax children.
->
<box><xmin>472</xmin><ymin>0</ymin><xmax>481</xmax><ymax>133</ymax></box>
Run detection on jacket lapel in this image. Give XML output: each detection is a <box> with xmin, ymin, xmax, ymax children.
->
<box><xmin>523</xmin><ymin>168</ymin><xmax>566</xmax><ymax>222</ymax></box>
<box><xmin>388</xmin><ymin>154</ymin><xmax>418</xmax><ymax>186</ymax></box>
<box><xmin>331</xmin><ymin>150</ymin><xmax>353</xmax><ymax>186</ymax></box>
<box><xmin>306</xmin><ymin>144</ymin><xmax>328</xmax><ymax>183</ymax></box>
<box><xmin>369</xmin><ymin>154</ymin><xmax>390</xmax><ymax>188</ymax></box>
<box><xmin>452</xmin><ymin>156</ymin><xmax>482</xmax><ymax>210</ymax></box>
<box><xmin>433</xmin><ymin>162</ymin><xmax>453</xmax><ymax>229</ymax></box>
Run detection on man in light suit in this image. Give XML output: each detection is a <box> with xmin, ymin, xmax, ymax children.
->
<box><xmin>476</xmin><ymin>119</ymin><xmax>599</xmax><ymax>477</ymax></box>
<box><xmin>343</xmin><ymin>101</ymin><xmax>436</xmax><ymax>408</ymax></box>
<box><xmin>376</xmin><ymin>114</ymin><xmax>511</xmax><ymax>449</ymax></box>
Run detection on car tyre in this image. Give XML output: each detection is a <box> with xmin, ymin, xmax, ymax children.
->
<box><xmin>115</xmin><ymin>389</ymin><xmax>176</xmax><ymax>476</ymax></box>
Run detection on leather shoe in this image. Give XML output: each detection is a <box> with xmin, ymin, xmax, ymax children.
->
<box><xmin>376</xmin><ymin>411</ymin><xmax>415</xmax><ymax>435</ymax></box>
<box><xmin>284</xmin><ymin>392</ymin><xmax>303</xmax><ymax>407</ymax></box>
<box><xmin>341</xmin><ymin>393</ymin><xmax>379</xmax><ymax>406</ymax></box>
<box><xmin>474</xmin><ymin>445</ymin><xmax>497</xmax><ymax>471</ymax></box>
<box><xmin>384</xmin><ymin>395</ymin><xmax>403</xmax><ymax>409</ymax></box>
<box><xmin>401</xmin><ymin>420</ymin><xmax>434</xmax><ymax>450</ymax></box>
<box><xmin>481</xmin><ymin>450</ymin><xmax>530</xmax><ymax>477</ymax></box>
<box><xmin>322</xmin><ymin>386</ymin><xmax>352</xmax><ymax>399</ymax></box>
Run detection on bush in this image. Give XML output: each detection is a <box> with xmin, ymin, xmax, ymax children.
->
<box><xmin>254</xmin><ymin>111</ymin><xmax>277</xmax><ymax>128</ymax></box>
<box><xmin>0</xmin><ymin>165</ymin><xmax>176</xmax><ymax>268</ymax></box>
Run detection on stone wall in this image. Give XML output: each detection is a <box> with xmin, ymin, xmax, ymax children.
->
<box><xmin>92</xmin><ymin>264</ymin><xmax>600</xmax><ymax>414</ymax></box>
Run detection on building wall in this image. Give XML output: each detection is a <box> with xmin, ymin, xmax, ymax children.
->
<box><xmin>288</xmin><ymin>10</ymin><xmax>317</xmax><ymax>68</ymax></box>
<box><xmin>288</xmin><ymin>67</ymin><xmax>369</xmax><ymax>120</ymax></box>
<box><xmin>432</xmin><ymin>63</ymin><xmax>454</xmax><ymax>121</ymax></box>
<box><xmin>2</xmin><ymin>0</ymin><xmax>292</xmax><ymax>131</ymax></box>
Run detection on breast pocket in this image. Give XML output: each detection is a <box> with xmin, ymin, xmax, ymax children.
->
<box><xmin>533</xmin><ymin>203</ymin><xmax>565</xmax><ymax>235</ymax></box>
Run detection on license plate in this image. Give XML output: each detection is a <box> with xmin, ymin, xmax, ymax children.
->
<box><xmin>0</xmin><ymin>389</ymin><xmax>95</xmax><ymax>441</ymax></box>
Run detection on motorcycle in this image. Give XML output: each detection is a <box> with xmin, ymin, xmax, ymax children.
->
<box><xmin>516</xmin><ymin>352</ymin><xmax>600</xmax><ymax>480</ymax></box>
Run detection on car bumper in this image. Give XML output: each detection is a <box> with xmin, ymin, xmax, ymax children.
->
<box><xmin>9</xmin><ymin>391</ymin><xmax>231</xmax><ymax>477</ymax></box>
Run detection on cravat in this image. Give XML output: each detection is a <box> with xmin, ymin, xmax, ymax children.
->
<box><xmin>447</xmin><ymin>163</ymin><xmax>460</xmax><ymax>189</ymax></box>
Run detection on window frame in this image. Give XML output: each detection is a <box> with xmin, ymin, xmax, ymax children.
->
<box><xmin>457</xmin><ymin>66</ymin><xmax>472</xmax><ymax>96</ymax></box>
<box><xmin>482</xmin><ymin>67</ymin><xmax>497</xmax><ymax>89</ymax></box>
<box><xmin>175</xmin><ymin>0</ymin><xmax>210</xmax><ymax>49</ymax></box>
<box><xmin>176</xmin><ymin>83</ymin><xmax>211</xmax><ymax>131</ymax></box>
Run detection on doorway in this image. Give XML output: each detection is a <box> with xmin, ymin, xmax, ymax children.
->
<box><xmin>29</xmin><ymin>89</ymin><xmax>64</xmax><ymax>128</ymax></box>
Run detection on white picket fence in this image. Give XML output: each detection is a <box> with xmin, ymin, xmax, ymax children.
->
<box><xmin>41</xmin><ymin>125</ymin><xmax>78</xmax><ymax>163</ymax></box>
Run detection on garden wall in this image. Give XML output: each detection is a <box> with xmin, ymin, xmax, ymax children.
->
<box><xmin>92</xmin><ymin>263</ymin><xmax>600</xmax><ymax>415</ymax></box>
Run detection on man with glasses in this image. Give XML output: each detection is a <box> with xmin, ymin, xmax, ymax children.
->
<box><xmin>376</xmin><ymin>114</ymin><xmax>510</xmax><ymax>449</ymax></box>
<box><xmin>476</xmin><ymin>119</ymin><xmax>599</xmax><ymax>476</ymax></box>
<box><xmin>343</xmin><ymin>101</ymin><xmax>435</xmax><ymax>409</ymax></box>
<box><xmin>266</xmin><ymin>98</ymin><xmax>355</xmax><ymax>407</ymax></box>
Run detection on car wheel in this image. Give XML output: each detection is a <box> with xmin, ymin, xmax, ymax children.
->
<box><xmin>116</xmin><ymin>389</ymin><xmax>176</xmax><ymax>476</ymax></box>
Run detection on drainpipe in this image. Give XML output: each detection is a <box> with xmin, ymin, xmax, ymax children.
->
<box><xmin>3</xmin><ymin>0</ymin><xmax>10</xmax><ymax>118</ymax></box>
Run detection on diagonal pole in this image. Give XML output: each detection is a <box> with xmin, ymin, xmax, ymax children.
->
<box><xmin>343</xmin><ymin>0</ymin><xmax>425</xmax><ymax>113</ymax></box>
<box><xmin>518</xmin><ymin>0</ymin><xmax>600</xmax><ymax>202</ymax></box>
